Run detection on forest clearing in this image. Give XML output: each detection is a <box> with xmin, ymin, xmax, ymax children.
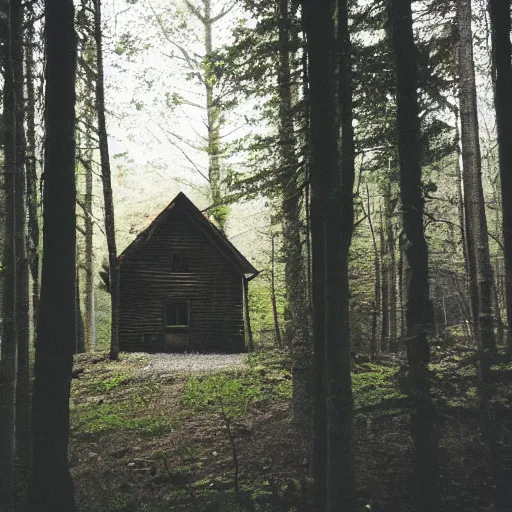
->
<box><xmin>68</xmin><ymin>348</ymin><xmax>512</xmax><ymax>511</ymax></box>
<box><xmin>1</xmin><ymin>0</ymin><xmax>512</xmax><ymax>510</ymax></box>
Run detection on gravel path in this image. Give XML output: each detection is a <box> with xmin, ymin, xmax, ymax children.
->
<box><xmin>141</xmin><ymin>352</ymin><xmax>247</xmax><ymax>375</ymax></box>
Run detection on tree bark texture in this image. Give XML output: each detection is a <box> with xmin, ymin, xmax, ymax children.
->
<box><xmin>388</xmin><ymin>0</ymin><xmax>440</xmax><ymax>510</ymax></box>
<box><xmin>489</xmin><ymin>0</ymin><xmax>512</xmax><ymax>354</ymax></box>
<box><xmin>457</xmin><ymin>0</ymin><xmax>496</xmax><ymax>369</ymax></box>
<box><xmin>365</xmin><ymin>185</ymin><xmax>380</xmax><ymax>358</ymax></box>
<box><xmin>25</xmin><ymin>2</ymin><xmax>40</xmax><ymax>343</ymax></box>
<box><xmin>277</xmin><ymin>0</ymin><xmax>311</xmax><ymax>428</ymax></box>
<box><xmin>303</xmin><ymin>0</ymin><xmax>357</xmax><ymax>509</ymax></box>
<box><xmin>27</xmin><ymin>0</ymin><xmax>78</xmax><ymax>509</ymax></box>
<box><xmin>384</xmin><ymin>181</ymin><xmax>398</xmax><ymax>350</ymax></box>
<box><xmin>0</xmin><ymin>0</ymin><xmax>18</xmax><ymax>507</ymax></box>
<box><xmin>12</xmin><ymin>0</ymin><xmax>31</xmax><ymax>473</ymax></box>
<box><xmin>243</xmin><ymin>276</ymin><xmax>254</xmax><ymax>352</ymax></box>
<box><xmin>379</xmin><ymin>208</ymin><xmax>389</xmax><ymax>351</ymax></box>
<box><xmin>270</xmin><ymin>233</ymin><xmax>283</xmax><ymax>348</ymax></box>
<box><xmin>93</xmin><ymin>0</ymin><xmax>120</xmax><ymax>361</ymax></box>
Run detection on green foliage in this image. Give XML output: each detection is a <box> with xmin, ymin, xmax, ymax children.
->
<box><xmin>352</xmin><ymin>363</ymin><xmax>407</xmax><ymax>409</ymax></box>
<box><xmin>97</xmin><ymin>374</ymin><xmax>130</xmax><ymax>392</ymax></box>
<box><xmin>182</xmin><ymin>373</ymin><xmax>263</xmax><ymax>419</ymax></box>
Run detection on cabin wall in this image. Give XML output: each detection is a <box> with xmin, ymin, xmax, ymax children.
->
<box><xmin>119</xmin><ymin>214</ymin><xmax>245</xmax><ymax>353</ymax></box>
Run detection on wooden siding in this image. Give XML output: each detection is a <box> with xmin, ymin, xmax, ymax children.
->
<box><xmin>119</xmin><ymin>213</ymin><xmax>245</xmax><ymax>353</ymax></box>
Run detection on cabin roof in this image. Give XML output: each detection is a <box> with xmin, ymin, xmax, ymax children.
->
<box><xmin>118</xmin><ymin>192</ymin><xmax>258</xmax><ymax>277</ymax></box>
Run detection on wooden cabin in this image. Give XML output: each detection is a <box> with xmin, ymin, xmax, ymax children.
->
<box><xmin>104</xmin><ymin>192</ymin><xmax>258</xmax><ymax>353</ymax></box>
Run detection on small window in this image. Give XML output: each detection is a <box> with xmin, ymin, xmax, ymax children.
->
<box><xmin>166</xmin><ymin>301</ymin><xmax>189</xmax><ymax>328</ymax></box>
<box><xmin>170</xmin><ymin>253</ymin><xmax>188</xmax><ymax>272</ymax></box>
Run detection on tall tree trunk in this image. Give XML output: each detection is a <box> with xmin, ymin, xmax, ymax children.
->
<box><xmin>0</xmin><ymin>0</ymin><xmax>18</xmax><ymax>506</ymax></box>
<box><xmin>84</xmin><ymin>124</ymin><xmax>95</xmax><ymax>351</ymax></box>
<box><xmin>243</xmin><ymin>277</ymin><xmax>254</xmax><ymax>352</ymax></box>
<box><xmin>27</xmin><ymin>0</ymin><xmax>78</xmax><ymax>508</ymax></box>
<box><xmin>303</xmin><ymin>0</ymin><xmax>357</xmax><ymax>509</ymax></box>
<box><xmin>270</xmin><ymin>233</ymin><xmax>283</xmax><ymax>348</ymax></box>
<box><xmin>384</xmin><ymin>181</ymin><xmax>398</xmax><ymax>350</ymax></box>
<box><xmin>277</xmin><ymin>0</ymin><xmax>311</xmax><ymax>428</ymax></box>
<box><xmin>458</xmin><ymin>0</ymin><xmax>496</xmax><ymax>372</ymax></box>
<box><xmin>93</xmin><ymin>0</ymin><xmax>119</xmax><ymax>361</ymax></box>
<box><xmin>388</xmin><ymin>1</ymin><xmax>440</xmax><ymax>510</ymax></box>
<box><xmin>12</xmin><ymin>0</ymin><xmax>31</xmax><ymax>474</ymax></box>
<box><xmin>379</xmin><ymin>207</ymin><xmax>389</xmax><ymax>351</ymax></box>
<box><xmin>203</xmin><ymin>0</ymin><xmax>225</xmax><ymax>230</ymax></box>
<box><xmin>365</xmin><ymin>185</ymin><xmax>380</xmax><ymax>358</ymax></box>
<box><xmin>25</xmin><ymin>2</ymin><xmax>40</xmax><ymax>343</ymax></box>
<box><xmin>489</xmin><ymin>0</ymin><xmax>512</xmax><ymax>355</ymax></box>
<box><xmin>76</xmin><ymin>273</ymin><xmax>85</xmax><ymax>354</ymax></box>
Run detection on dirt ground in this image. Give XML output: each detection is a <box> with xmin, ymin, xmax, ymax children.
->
<box><xmin>68</xmin><ymin>348</ymin><xmax>512</xmax><ymax>512</ymax></box>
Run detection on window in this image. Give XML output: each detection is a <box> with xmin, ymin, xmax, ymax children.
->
<box><xmin>170</xmin><ymin>253</ymin><xmax>188</xmax><ymax>272</ymax></box>
<box><xmin>166</xmin><ymin>301</ymin><xmax>189</xmax><ymax>328</ymax></box>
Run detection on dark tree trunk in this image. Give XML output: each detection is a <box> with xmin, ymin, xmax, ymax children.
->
<box><xmin>384</xmin><ymin>182</ymin><xmax>398</xmax><ymax>350</ymax></box>
<box><xmin>365</xmin><ymin>185</ymin><xmax>380</xmax><ymax>358</ymax></box>
<box><xmin>388</xmin><ymin>1</ymin><xmax>440</xmax><ymax>510</ymax></box>
<box><xmin>243</xmin><ymin>277</ymin><xmax>254</xmax><ymax>352</ymax></box>
<box><xmin>12</xmin><ymin>0</ymin><xmax>31</xmax><ymax>474</ymax></box>
<box><xmin>0</xmin><ymin>0</ymin><xmax>18</xmax><ymax>507</ymax></box>
<box><xmin>270</xmin><ymin>233</ymin><xmax>283</xmax><ymax>348</ymax></box>
<box><xmin>93</xmin><ymin>0</ymin><xmax>120</xmax><ymax>361</ymax></box>
<box><xmin>457</xmin><ymin>0</ymin><xmax>496</xmax><ymax>372</ymax></box>
<box><xmin>277</xmin><ymin>0</ymin><xmax>311</xmax><ymax>428</ymax></box>
<box><xmin>489</xmin><ymin>0</ymin><xmax>512</xmax><ymax>355</ymax></box>
<box><xmin>84</xmin><ymin>133</ymin><xmax>95</xmax><ymax>351</ymax></box>
<box><xmin>303</xmin><ymin>0</ymin><xmax>357</xmax><ymax>509</ymax></box>
<box><xmin>379</xmin><ymin>208</ymin><xmax>389</xmax><ymax>351</ymax></box>
<box><xmin>27</xmin><ymin>0</ymin><xmax>78</xmax><ymax>509</ymax></box>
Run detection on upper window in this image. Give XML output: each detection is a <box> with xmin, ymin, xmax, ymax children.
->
<box><xmin>170</xmin><ymin>253</ymin><xmax>188</xmax><ymax>272</ymax></box>
<box><xmin>166</xmin><ymin>301</ymin><xmax>189</xmax><ymax>328</ymax></box>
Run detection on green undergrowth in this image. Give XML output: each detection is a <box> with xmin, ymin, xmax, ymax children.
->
<box><xmin>352</xmin><ymin>362</ymin><xmax>407</xmax><ymax>410</ymax></box>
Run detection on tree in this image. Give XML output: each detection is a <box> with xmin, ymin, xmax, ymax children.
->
<box><xmin>27</xmin><ymin>0</ymin><xmax>78</xmax><ymax>508</ymax></box>
<box><xmin>93</xmin><ymin>0</ymin><xmax>120</xmax><ymax>360</ymax></box>
<box><xmin>0</xmin><ymin>0</ymin><xmax>19</xmax><ymax>506</ymax></box>
<box><xmin>388</xmin><ymin>0</ymin><xmax>440</xmax><ymax>510</ymax></box>
<box><xmin>25</xmin><ymin>1</ymin><xmax>40</xmax><ymax>339</ymax></box>
<box><xmin>12</xmin><ymin>0</ymin><xmax>31</xmax><ymax>473</ymax></box>
<box><xmin>302</xmin><ymin>0</ymin><xmax>356</xmax><ymax>509</ymax></box>
<box><xmin>488</xmin><ymin>0</ymin><xmax>512</xmax><ymax>354</ymax></box>
<box><xmin>457</xmin><ymin>0</ymin><xmax>496</xmax><ymax>373</ymax></box>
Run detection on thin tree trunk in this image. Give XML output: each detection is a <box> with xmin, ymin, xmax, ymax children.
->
<box><xmin>389</xmin><ymin>0</ymin><xmax>440</xmax><ymax>510</ymax></box>
<box><xmin>365</xmin><ymin>184</ymin><xmax>380</xmax><ymax>358</ymax></box>
<box><xmin>489</xmin><ymin>0</ymin><xmax>512</xmax><ymax>355</ymax></box>
<box><xmin>243</xmin><ymin>277</ymin><xmax>254</xmax><ymax>352</ymax></box>
<box><xmin>0</xmin><ymin>0</ymin><xmax>18</xmax><ymax>506</ymax></box>
<box><xmin>93</xmin><ymin>0</ymin><xmax>119</xmax><ymax>361</ymax></box>
<box><xmin>76</xmin><ymin>273</ymin><xmax>85</xmax><ymax>354</ymax></box>
<box><xmin>277</xmin><ymin>0</ymin><xmax>311</xmax><ymax>428</ymax></box>
<box><xmin>84</xmin><ymin>124</ymin><xmax>95</xmax><ymax>351</ymax></box>
<box><xmin>380</xmin><ymin>207</ymin><xmax>389</xmax><ymax>351</ymax></box>
<box><xmin>27</xmin><ymin>0</ymin><xmax>78</xmax><ymax>508</ymax></box>
<box><xmin>384</xmin><ymin>181</ymin><xmax>398</xmax><ymax>350</ymax></box>
<box><xmin>25</xmin><ymin>2</ymin><xmax>40</xmax><ymax>344</ymax></box>
<box><xmin>458</xmin><ymin>0</ymin><xmax>496</xmax><ymax>373</ymax></box>
<box><xmin>203</xmin><ymin>0</ymin><xmax>225</xmax><ymax>230</ymax></box>
<box><xmin>270</xmin><ymin>233</ymin><xmax>283</xmax><ymax>348</ymax></box>
<box><xmin>12</xmin><ymin>0</ymin><xmax>31</xmax><ymax>474</ymax></box>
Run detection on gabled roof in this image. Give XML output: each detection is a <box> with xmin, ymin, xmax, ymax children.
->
<box><xmin>118</xmin><ymin>192</ymin><xmax>258</xmax><ymax>277</ymax></box>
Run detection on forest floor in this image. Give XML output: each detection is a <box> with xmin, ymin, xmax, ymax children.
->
<box><xmin>68</xmin><ymin>343</ymin><xmax>512</xmax><ymax>512</ymax></box>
